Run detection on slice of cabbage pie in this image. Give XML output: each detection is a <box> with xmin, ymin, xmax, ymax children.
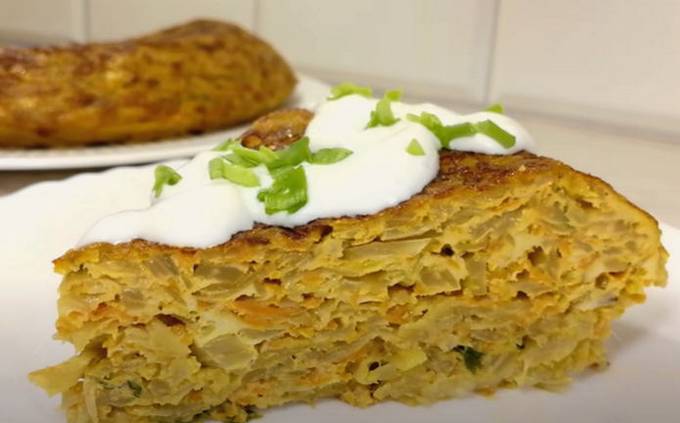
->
<box><xmin>30</xmin><ymin>104</ymin><xmax>667</xmax><ymax>423</ymax></box>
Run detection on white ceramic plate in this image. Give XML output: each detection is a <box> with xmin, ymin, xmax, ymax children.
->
<box><xmin>0</xmin><ymin>167</ymin><xmax>678</xmax><ymax>423</ymax></box>
<box><xmin>0</xmin><ymin>75</ymin><xmax>330</xmax><ymax>170</ymax></box>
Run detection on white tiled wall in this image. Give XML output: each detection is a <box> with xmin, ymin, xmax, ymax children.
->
<box><xmin>257</xmin><ymin>0</ymin><xmax>496</xmax><ymax>104</ymax></box>
<box><xmin>490</xmin><ymin>0</ymin><xmax>680</xmax><ymax>136</ymax></box>
<box><xmin>1</xmin><ymin>0</ymin><xmax>678</xmax><ymax>140</ymax></box>
<box><xmin>87</xmin><ymin>0</ymin><xmax>255</xmax><ymax>40</ymax></box>
<box><xmin>0</xmin><ymin>0</ymin><xmax>86</xmax><ymax>44</ymax></box>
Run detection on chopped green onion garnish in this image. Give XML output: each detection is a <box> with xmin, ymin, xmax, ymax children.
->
<box><xmin>309</xmin><ymin>147</ymin><xmax>353</xmax><ymax>164</ymax></box>
<box><xmin>266</xmin><ymin>137</ymin><xmax>312</xmax><ymax>171</ymax></box>
<box><xmin>366</xmin><ymin>89</ymin><xmax>402</xmax><ymax>128</ymax></box>
<box><xmin>437</xmin><ymin>122</ymin><xmax>477</xmax><ymax>147</ymax></box>
<box><xmin>474</xmin><ymin>120</ymin><xmax>516</xmax><ymax>148</ymax></box>
<box><xmin>209</xmin><ymin>157</ymin><xmax>224</xmax><ymax>180</ymax></box>
<box><xmin>213</xmin><ymin>138</ymin><xmax>239</xmax><ymax>152</ymax></box>
<box><xmin>408</xmin><ymin>112</ymin><xmax>516</xmax><ymax>149</ymax></box>
<box><xmin>327</xmin><ymin>82</ymin><xmax>373</xmax><ymax>100</ymax></box>
<box><xmin>385</xmin><ymin>90</ymin><xmax>402</xmax><ymax>101</ymax></box>
<box><xmin>222</xmin><ymin>165</ymin><xmax>260</xmax><ymax>187</ymax></box>
<box><xmin>407</xmin><ymin>111</ymin><xmax>442</xmax><ymax>132</ymax></box>
<box><xmin>408</xmin><ymin>111</ymin><xmax>458</xmax><ymax>148</ymax></box>
<box><xmin>407</xmin><ymin>111</ymin><xmax>467</xmax><ymax>148</ymax></box>
<box><xmin>406</xmin><ymin>139</ymin><xmax>425</xmax><ymax>156</ymax></box>
<box><xmin>258</xmin><ymin>145</ymin><xmax>279</xmax><ymax>162</ymax></box>
<box><xmin>230</xmin><ymin>145</ymin><xmax>276</xmax><ymax>168</ymax></box>
<box><xmin>208</xmin><ymin>157</ymin><xmax>260</xmax><ymax>187</ymax></box>
<box><xmin>257</xmin><ymin>166</ymin><xmax>308</xmax><ymax>215</ymax></box>
<box><xmin>485</xmin><ymin>103</ymin><xmax>505</xmax><ymax>114</ymax></box>
<box><xmin>152</xmin><ymin>165</ymin><xmax>182</xmax><ymax>197</ymax></box>
<box><xmin>224</xmin><ymin>152</ymin><xmax>257</xmax><ymax>168</ymax></box>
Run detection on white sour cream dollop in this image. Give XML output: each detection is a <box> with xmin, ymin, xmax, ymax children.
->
<box><xmin>79</xmin><ymin>95</ymin><xmax>534</xmax><ymax>248</ymax></box>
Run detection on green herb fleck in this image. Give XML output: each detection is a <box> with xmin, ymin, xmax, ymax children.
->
<box><xmin>366</xmin><ymin>89</ymin><xmax>402</xmax><ymax>128</ymax></box>
<box><xmin>309</xmin><ymin>147</ymin><xmax>353</xmax><ymax>164</ymax></box>
<box><xmin>327</xmin><ymin>82</ymin><xmax>373</xmax><ymax>100</ymax></box>
<box><xmin>152</xmin><ymin>165</ymin><xmax>182</xmax><ymax>197</ymax></box>
<box><xmin>516</xmin><ymin>335</ymin><xmax>528</xmax><ymax>350</ymax></box>
<box><xmin>127</xmin><ymin>380</ymin><xmax>142</xmax><ymax>398</ymax></box>
<box><xmin>453</xmin><ymin>345</ymin><xmax>483</xmax><ymax>373</ymax></box>
<box><xmin>485</xmin><ymin>103</ymin><xmax>505</xmax><ymax>114</ymax></box>
<box><xmin>257</xmin><ymin>166</ymin><xmax>308</xmax><ymax>215</ymax></box>
<box><xmin>244</xmin><ymin>405</ymin><xmax>262</xmax><ymax>420</ymax></box>
<box><xmin>208</xmin><ymin>158</ymin><xmax>260</xmax><ymax>187</ymax></box>
<box><xmin>213</xmin><ymin>138</ymin><xmax>239</xmax><ymax>152</ymax></box>
<box><xmin>406</xmin><ymin>139</ymin><xmax>425</xmax><ymax>156</ymax></box>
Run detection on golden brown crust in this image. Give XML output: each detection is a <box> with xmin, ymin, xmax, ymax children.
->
<box><xmin>54</xmin><ymin>109</ymin><xmax>664</xmax><ymax>274</ymax></box>
<box><xmin>0</xmin><ymin>20</ymin><xmax>296</xmax><ymax>148</ymax></box>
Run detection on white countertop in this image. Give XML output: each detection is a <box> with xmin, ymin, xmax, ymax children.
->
<box><xmin>1</xmin><ymin>113</ymin><xmax>678</xmax><ymax>228</ymax></box>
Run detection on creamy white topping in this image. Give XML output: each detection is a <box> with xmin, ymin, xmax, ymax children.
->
<box><xmin>79</xmin><ymin>95</ymin><xmax>534</xmax><ymax>248</ymax></box>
